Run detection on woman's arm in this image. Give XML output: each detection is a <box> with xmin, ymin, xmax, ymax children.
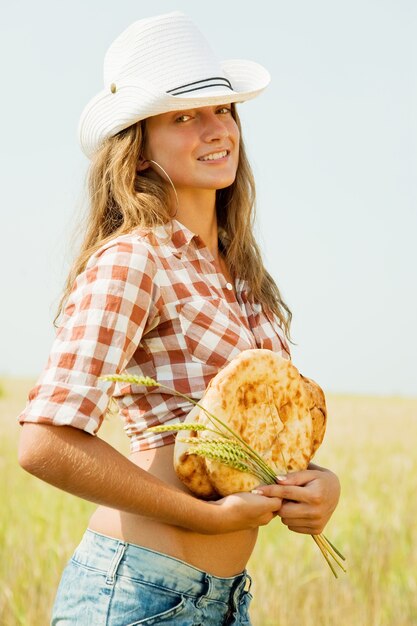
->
<box><xmin>18</xmin><ymin>423</ymin><xmax>282</xmax><ymax>535</ymax></box>
<box><xmin>252</xmin><ymin>463</ymin><xmax>341</xmax><ymax>534</ymax></box>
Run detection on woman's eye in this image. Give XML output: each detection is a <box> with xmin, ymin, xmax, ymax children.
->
<box><xmin>175</xmin><ymin>114</ymin><xmax>192</xmax><ymax>123</ymax></box>
<box><xmin>175</xmin><ymin>107</ymin><xmax>231</xmax><ymax>123</ymax></box>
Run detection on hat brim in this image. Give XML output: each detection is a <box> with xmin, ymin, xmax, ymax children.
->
<box><xmin>78</xmin><ymin>59</ymin><xmax>270</xmax><ymax>158</ymax></box>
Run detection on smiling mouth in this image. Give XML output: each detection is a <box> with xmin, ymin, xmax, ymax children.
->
<box><xmin>198</xmin><ymin>150</ymin><xmax>230</xmax><ymax>162</ymax></box>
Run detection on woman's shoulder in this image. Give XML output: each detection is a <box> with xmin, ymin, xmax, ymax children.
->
<box><xmin>86</xmin><ymin>228</ymin><xmax>160</xmax><ymax>271</ymax></box>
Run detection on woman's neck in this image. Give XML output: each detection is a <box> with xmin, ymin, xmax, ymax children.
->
<box><xmin>174</xmin><ymin>188</ymin><xmax>219</xmax><ymax>259</ymax></box>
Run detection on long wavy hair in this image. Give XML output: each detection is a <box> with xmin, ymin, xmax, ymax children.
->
<box><xmin>54</xmin><ymin>104</ymin><xmax>292</xmax><ymax>338</ymax></box>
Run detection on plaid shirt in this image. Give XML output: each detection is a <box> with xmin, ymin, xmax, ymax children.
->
<box><xmin>18</xmin><ymin>219</ymin><xmax>290</xmax><ymax>451</ymax></box>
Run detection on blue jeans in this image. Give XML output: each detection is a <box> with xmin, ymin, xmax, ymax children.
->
<box><xmin>51</xmin><ymin>529</ymin><xmax>253</xmax><ymax>625</ymax></box>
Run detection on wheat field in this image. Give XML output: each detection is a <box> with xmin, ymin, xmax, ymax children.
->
<box><xmin>1</xmin><ymin>377</ymin><xmax>416</xmax><ymax>626</ymax></box>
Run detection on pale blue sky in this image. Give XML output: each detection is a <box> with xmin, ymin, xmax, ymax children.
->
<box><xmin>1</xmin><ymin>0</ymin><xmax>416</xmax><ymax>396</ymax></box>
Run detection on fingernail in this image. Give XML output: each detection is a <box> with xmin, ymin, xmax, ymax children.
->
<box><xmin>276</xmin><ymin>475</ymin><xmax>287</xmax><ymax>481</ymax></box>
<box><xmin>251</xmin><ymin>489</ymin><xmax>263</xmax><ymax>495</ymax></box>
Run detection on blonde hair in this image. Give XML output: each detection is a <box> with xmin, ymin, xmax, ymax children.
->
<box><xmin>54</xmin><ymin>105</ymin><xmax>292</xmax><ymax>338</ymax></box>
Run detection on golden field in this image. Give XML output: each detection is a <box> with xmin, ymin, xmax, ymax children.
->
<box><xmin>1</xmin><ymin>377</ymin><xmax>416</xmax><ymax>626</ymax></box>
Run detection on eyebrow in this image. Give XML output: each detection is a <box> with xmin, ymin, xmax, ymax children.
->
<box><xmin>173</xmin><ymin>109</ymin><xmax>195</xmax><ymax>115</ymax></box>
<box><xmin>172</xmin><ymin>105</ymin><xmax>230</xmax><ymax>117</ymax></box>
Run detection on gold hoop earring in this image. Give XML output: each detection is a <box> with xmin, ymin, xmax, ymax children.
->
<box><xmin>145</xmin><ymin>159</ymin><xmax>179</xmax><ymax>218</ymax></box>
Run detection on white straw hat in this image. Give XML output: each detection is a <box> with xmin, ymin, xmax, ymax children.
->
<box><xmin>78</xmin><ymin>11</ymin><xmax>270</xmax><ymax>158</ymax></box>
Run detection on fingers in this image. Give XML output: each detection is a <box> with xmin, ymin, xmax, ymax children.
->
<box><xmin>281</xmin><ymin>516</ymin><xmax>325</xmax><ymax>534</ymax></box>
<box><xmin>248</xmin><ymin>467</ymin><xmax>341</xmax><ymax>535</ymax></box>
<box><xmin>247</xmin><ymin>491</ymin><xmax>282</xmax><ymax>510</ymax></box>
<box><xmin>275</xmin><ymin>470</ymin><xmax>321</xmax><ymax>486</ymax></box>
<box><xmin>218</xmin><ymin>492</ymin><xmax>283</xmax><ymax>531</ymax></box>
<box><xmin>252</xmin><ymin>484</ymin><xmax>312</xmax><ymax>504</ymax></box>
<box><xmin>286</xmin><ymin>525</ymin><xmax>321</xmax><ymax>535</ymax></box>
<box><xmin>263</xmin><ymin>496</ymin><xmax>283</xmax><ymax>513</ymax></box>
<box><xmin>278</xmin><ymin>501</ymin><xmax>325</xmax><ymax>533</ymax></box>
<box><xmin>278</xmin><ymin>502</ymin><xmax>313</xmax><ymax>518</ymax></box>
<box><xmin>245</xmin><ymin>493</ymin><xmax>282</xmax><ymax>526</ymax></box>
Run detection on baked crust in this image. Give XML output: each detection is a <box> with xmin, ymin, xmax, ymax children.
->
<box><xmin>173</xmin><ymin>349</ymin><xmax>327</xmax><ymax>498</ymax></box>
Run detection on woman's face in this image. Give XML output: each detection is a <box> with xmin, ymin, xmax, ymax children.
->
<box><xmin>141</xmin><ymin>104</ymin><xmax>240</xmax><ymax>193</ymax></box>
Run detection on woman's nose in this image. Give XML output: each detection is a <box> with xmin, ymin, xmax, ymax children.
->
<box><xmin>200</xmin><ymin>114</ymin><xmax>229</xmax><ymax>142</ymax></box>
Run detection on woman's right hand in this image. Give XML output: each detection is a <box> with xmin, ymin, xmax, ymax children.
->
<box><xmin>204</xmin><ymin>491</ymin><xmax>282</xmax><ymax>534</ymax></box>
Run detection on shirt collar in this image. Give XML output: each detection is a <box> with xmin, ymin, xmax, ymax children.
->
<box><xmin>147</xmin><ymin>219</ymin><xmax>248</xmax><ymax>294</ymax></box>
<box><xmin>152</xmin><ymin>219</ymin><xmax>206</xmax><ymax>259</ymax></box>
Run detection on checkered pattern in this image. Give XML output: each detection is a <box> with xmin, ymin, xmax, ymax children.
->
<box><xmin>18</xmin><ymin>220</ymin><xmax>290</xmax><ymax>451</ymax></box>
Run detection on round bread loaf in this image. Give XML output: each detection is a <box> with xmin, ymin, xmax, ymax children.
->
<box><xmin>173</xmin><ymin>349</ymin><xmax>327</xmax><ymax>499</ymax></box>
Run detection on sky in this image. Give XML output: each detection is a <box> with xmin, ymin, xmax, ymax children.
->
<box><xmin>1</xmin><ymin>0</ymin><xmax>416</xmax><ymax>396</ymax></box>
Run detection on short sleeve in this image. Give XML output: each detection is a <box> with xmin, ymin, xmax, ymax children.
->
<box><xmin>18</xmin><ymin>237</ymin><xmax>159</xmax><ymax>434</ymax></box>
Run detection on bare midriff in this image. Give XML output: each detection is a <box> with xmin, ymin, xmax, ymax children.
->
<box><xmin>88</xmin><ymin>443</ymin><xmax>258</xmax><ymax>577</ymax></box>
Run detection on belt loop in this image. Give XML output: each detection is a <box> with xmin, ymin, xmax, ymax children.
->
<box><xmin>231</xmin><ymin>572</ymin><xmax>250</xmax><ymax>610</ymax></box>
<box><xmin>105</xmin><ymin>541</ymin><xmax>127</xmax><ymax>585</ymax></box>
<box><xmin>195</xmin><ymin>573</ymin><xmax>211</xmax><ymax>608</ymax></box>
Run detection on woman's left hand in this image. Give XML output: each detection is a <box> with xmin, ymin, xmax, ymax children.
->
<box><xmin>253</xmin><ymin>463</ymin><xmax>341</xmax><ymax>535</ymax></box>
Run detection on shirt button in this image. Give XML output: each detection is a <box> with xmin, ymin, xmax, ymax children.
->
<box><xmin>226</xmin><ymin>282</ymin><xmax>233</xmax><ymax>291</ymax></box>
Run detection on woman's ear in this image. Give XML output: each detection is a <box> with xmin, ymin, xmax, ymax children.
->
<box><xmin>137</xmin><ymin>156</ymin><xmax>150</xmax><ymax>172</ymax></box>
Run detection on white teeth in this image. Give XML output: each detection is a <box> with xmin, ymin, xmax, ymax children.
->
<box><xmin>200</xmin><ymin>150</ymin><xmax>228</xmax><ymax>161</ymax></box>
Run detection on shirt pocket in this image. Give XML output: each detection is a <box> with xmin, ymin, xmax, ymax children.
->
<box><xmin>176</xmin><ymin>297</ymin><xmax>255</xmax><ymax>369</ymax></box>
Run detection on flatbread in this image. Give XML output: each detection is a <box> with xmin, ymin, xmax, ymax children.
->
<box><xmin>173</xmin><ymin>349</ymin><xmax>327</xmax><ymax>498</ymax></box>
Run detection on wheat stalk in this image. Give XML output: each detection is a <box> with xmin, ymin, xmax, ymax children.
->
<box><xmin>177</xmin><ymin>437</ymin><xmax>269</xmax><ymax>482</ymax></box>
<box><xmin>188</xmin><ymin>441</ymin><xmax>254</xmax><ymax>474</ymax></box>
<box><xmin>146</xmin><ymin>423</ymin><xmax>207</xmax><ymax>432</ymax></box>
<box><xmin>100</xmin><ymin>373</ymin><xmax>346</xmax><ymax>576</ymax></box>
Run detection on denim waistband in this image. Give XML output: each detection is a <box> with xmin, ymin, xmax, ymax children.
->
<box><xmin>73</xmin><ymin>529</ymin><xmax>251</xmax><ymax>604</ymax></box>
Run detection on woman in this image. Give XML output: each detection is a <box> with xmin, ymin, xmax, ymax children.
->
<box><xmin>18</xmin><ymin>11</ymin><xmax>340</xmax><ymax>625</ymax></box>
